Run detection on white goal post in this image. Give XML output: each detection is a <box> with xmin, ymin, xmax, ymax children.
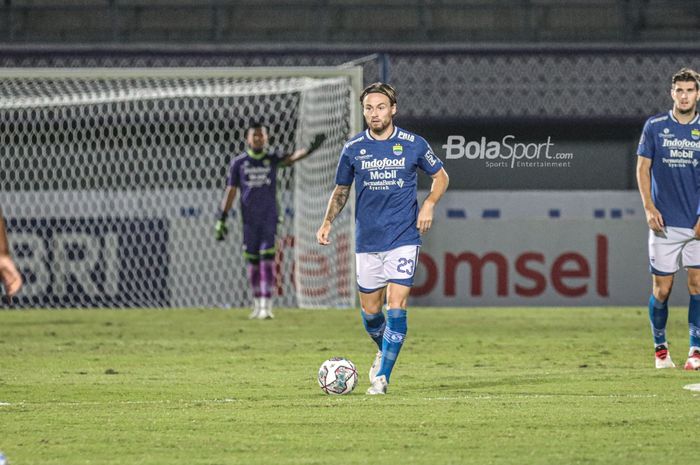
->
<box><xmin>0</xmin><ymin>66</ymin><xmax>362</xmax><ymax>309</ymax></box>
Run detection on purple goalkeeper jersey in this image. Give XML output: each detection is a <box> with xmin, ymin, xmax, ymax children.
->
<box><xmin>227</xmin><ymin>149</ymin><xmax>285</xmax><ymax>225</ymax></box>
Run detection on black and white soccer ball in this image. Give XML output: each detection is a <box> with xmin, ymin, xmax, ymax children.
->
<box><xmin>318</xmin><ymin>357</ymin><xmax>358</xmax><ymax>395</ymax></box>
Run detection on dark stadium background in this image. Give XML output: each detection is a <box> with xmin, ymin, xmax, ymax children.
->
<box><xmin>2</xmin><ymin>1</ymin><xmax>698</xmax><ymax>190</ymax></box>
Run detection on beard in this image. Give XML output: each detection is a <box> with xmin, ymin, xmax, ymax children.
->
<box><xmin>677</xmin><ymin>105</ymin><xmax>697</xmax><ymax>115</ymax></box>
<box><xmin>368</xmin><ymin>119</ymin><xmax>391</xmax><ymax>135</ymax></box>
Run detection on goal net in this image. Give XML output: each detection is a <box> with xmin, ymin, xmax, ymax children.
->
<box><xmin>0</xmin><ymin>68</ymin><xmax>360</xmax><ymax>309</ymax></box>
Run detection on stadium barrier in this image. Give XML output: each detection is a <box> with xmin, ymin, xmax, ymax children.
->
<box><xmin>5</xmin><ymin>190</ymin><xmax>675</xmax><ymax>308</ymax></box>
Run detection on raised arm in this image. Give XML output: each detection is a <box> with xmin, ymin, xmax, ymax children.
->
<box><xmin>417</xmin><ymin>167</ymin><xmax>449</xmax><ymax>234</ymax></box>
<box><xmin>316</xmin><ymin>185</ymin><xmax>351</xmax><ymax>245</ymax></box>
<box><xmin>282</xmin><ymin>133</ymin><xmax>327</xmax><ymax>166</ymax></box>
<box><xmin>636</xmin><ymin>156</ymin><xmax>664</xmax><ymax>232</ymax></box>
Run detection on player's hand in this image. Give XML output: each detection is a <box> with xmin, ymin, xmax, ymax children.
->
<box><xmin>317</xmin><ymin>221</ymin><xmax>332</xmax><ymax>245</ymax></box>
<box><xmin>644</xmin><ymin>205</ymin><xmax>664</xmax><ymax>233</ymax></box>
<box><xmin>417</xmin><ymin>201</ymin><xmax>435</xmax><ymax>234</ymax></box>
<box><xmin>307</xmin><ymin>133</ymin><xmax>327</xmax><ymax>155</ymax></box>
<box><xmin>0</xmin><ymin>255</ymin><xmax>22</xmax><ymax>302</ymax></box>
<box><xmin>215</xmin><ymin>219</ymin><xmax>228</xmax><ymax>241</ymax></box>
<box><xmin>694</xmin><ymin>217</ymin><xmax>700</xmax><ymax>239</ymax></box>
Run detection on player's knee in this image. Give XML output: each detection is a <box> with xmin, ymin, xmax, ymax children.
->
<box><xmin>362</xmin><ymin>304</ymin><xmax>383</xmax><ymax>314</ymax></box>
<box><xmin>688</xmin><ymin>277</ymin><xmax>700</xmax><ymax>294</ymax></box>
<box><xmin>386</xmin><ymin>291</ymin><xmax>409</xmax><ymax>309</ymax></box>
<box><xmin>653</xmin><ymin>285</ymin><xmax>672</xmax><ymax>301</ymax></box>
<box><xmin>387</xmin><ymin>298</ymin><xmax>408</xmax><ymax>309</ymax></box>
<box><xmin>361</xmin><ymin>300</ymin><xmax>383</xmax><ymax>314</ymax></box>
<box><xmin>652</xmin><ymin>274</ymin><xmax>674</xmax><ymax>301</ymax></box>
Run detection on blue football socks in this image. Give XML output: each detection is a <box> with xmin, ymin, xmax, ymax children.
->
<box><xmin>376</xmin><ymin>309</ymin><xmax>407</xmax><ymax>383</ymax></box>
<box><xmin>361</xmin><ymin>309</ymin><xmax>386</xmax><ymax>350</ymax></box>
<box><xmin>649</xmin><ymin>295</ymin><xmax>669</xmax><ymax>346</ymax></box>
<box><xmin>689</xmin><ymin>294</ymin><xmax>700</xmax><ymax>348</ymax></box>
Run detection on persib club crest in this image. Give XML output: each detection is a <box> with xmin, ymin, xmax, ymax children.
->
<box><xmin>392</xmin><ymin>144</ymin><xmax>403</xmax><ymax>156</ymax></box>
<box><xmin>692</xmin><ymin>129</ymin><xmax>700</xmax><ymax>141</ymax></box>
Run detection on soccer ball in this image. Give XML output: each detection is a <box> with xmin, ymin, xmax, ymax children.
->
<box><xmin>318</xmin><ymin>357</ymin><xmax>358</xmax><ymax>395</ymax></box>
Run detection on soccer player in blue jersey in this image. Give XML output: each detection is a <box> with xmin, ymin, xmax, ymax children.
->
<box><xmin>637</xmin><ymin>68</ymin><xmax>700</xmax><ymax>370</ymax></box>
<box><xmin>316</xmin><ymin>83</ymin><xmax>449</xmax><ymax>394</ymax></box>
<box><xmin>216</xmin><ymin>122</ymin><xmax>325</xmax><ymax>319</ymax></box>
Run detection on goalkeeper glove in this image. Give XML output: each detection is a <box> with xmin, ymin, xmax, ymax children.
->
<box><xmin>215</xmin><ymin>213</ymin><xmax>228</xmax><ymax>241</ymax></box>
<box><xmin>307</xmin><ymin>133</ymin><xmax>327</xmax><ymax>155</ymax></box>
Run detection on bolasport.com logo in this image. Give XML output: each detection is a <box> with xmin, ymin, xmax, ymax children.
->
<box><xmin>442</xmin><ymin>135</ymin><xmax>574</xmax><ymax>168</ymax></box>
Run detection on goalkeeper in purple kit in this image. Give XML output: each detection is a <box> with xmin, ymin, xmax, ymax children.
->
<box><xmin>317</xmin><ymin>83</ymin><xmax>449</xmax><ymax>394</ymax></box>
<box><xmin>216</xmin><ymin>121</ymin><xmax>326</xmax><ymax>319</ymax></box>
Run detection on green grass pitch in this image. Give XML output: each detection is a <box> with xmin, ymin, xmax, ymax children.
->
<box><xmin>0</xmin><ymin>306</ymin><xmax>698</xmax><ymax>464</ymax></box>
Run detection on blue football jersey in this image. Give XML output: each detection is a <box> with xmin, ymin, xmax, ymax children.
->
<box><xmin>335</xmin><ymin>126</ymin><xmax>444</xmax><ymax>253</ymax></box>
<box><xmin>637</xmin><ymin>111</ymin><xmax>700</xmax><ymax>229</ymax></box>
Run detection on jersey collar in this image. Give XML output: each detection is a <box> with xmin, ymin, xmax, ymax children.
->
<box><xmin>246</xmin><ymin>148</ymin><xmax>267</xmax><ymax>160</ymax></box>
<box><xmin>669</xmin><ymin>110</ymin><xmax>700</xmax><ymax>125</ymax></box>
<box><xmin>365</xmin><ymin>126</ymin><xmax>398</xmax><ymax>141</ymax></box>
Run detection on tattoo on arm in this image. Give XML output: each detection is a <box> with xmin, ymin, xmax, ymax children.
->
<box><xmin>324</xmin><ymin>186</ymin><xmax>350</xmax><ymax>223</ymax></box>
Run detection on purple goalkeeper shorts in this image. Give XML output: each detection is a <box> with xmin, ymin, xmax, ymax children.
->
<box><xmin>242</xmin><ymin>221</ymin><xmax>277</xmax><ymax>258</ymax></box>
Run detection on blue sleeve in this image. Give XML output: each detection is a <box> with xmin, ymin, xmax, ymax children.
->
<box><xmin>226</xmin><ymin>158</ymin><xmax>240</xmax><ymax>187</ymax></box>
<box><xmin>637</xmin><ymin>120</ymin><xmax>655</xmax><ymax>159</ymax></box>
<box><xmin>334</xmin><ymin>148</ymin><xmax>354</xmax><ymax>185</ymax></box>
<box><xmin>416</xmin><ymin>138</ymin><xmax>443</xmax><ymax>175</ymax></box>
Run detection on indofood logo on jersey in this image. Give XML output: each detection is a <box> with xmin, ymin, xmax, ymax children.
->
<box><xmin>662</xmin><ymin>138</ymin><xmax>700</xmax><ymax>149</ymax></box>
<box><xmin>361</xmin><ymin>158</ymin><xmax>406</xmax><ymax>171</ymax></box>
<box><xmin>361</xmin><ymin>157</ymin><xmax>406</xmax><ymax>190</ymax></box>
<box><xmin>661</xmin><ymin>138</ymin><xmax>700</xmax><ymax>166</ymax></box>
